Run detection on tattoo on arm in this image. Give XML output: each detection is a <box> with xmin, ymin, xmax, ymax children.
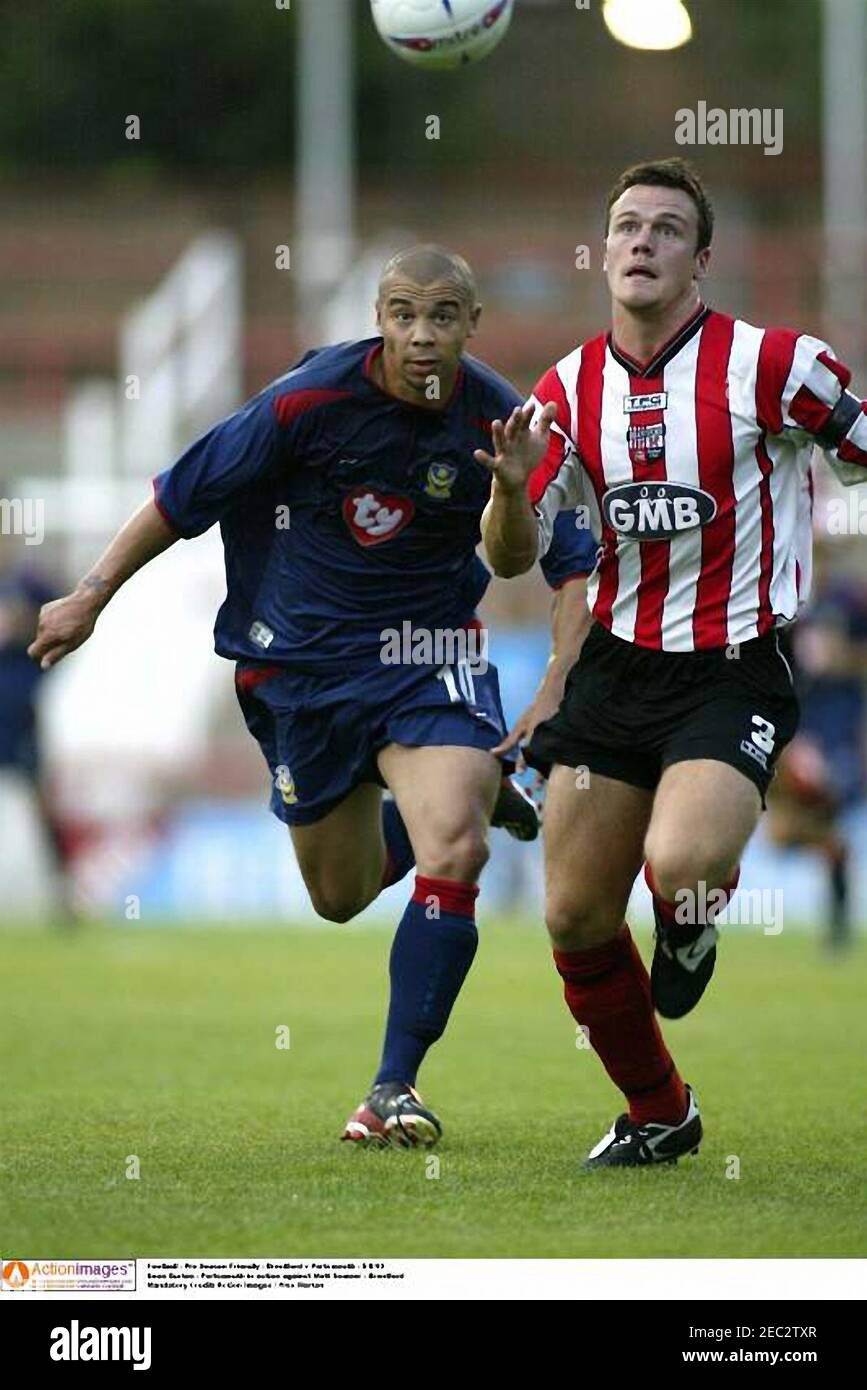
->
<box><xmin>78</xmin><ymin>575</ymin><xmax>112</xmax><ymax>601</ymax></box>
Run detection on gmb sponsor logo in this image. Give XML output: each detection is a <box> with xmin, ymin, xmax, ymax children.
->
<box><xmin>50</xmin><ymin>1320</ymin><xmax>152</xmax><ymax>1371</ymax></box>
<box><xmin>602</xmin><ymin>482</ymin><xmax>717</xmax><ymax>540</ymax></box>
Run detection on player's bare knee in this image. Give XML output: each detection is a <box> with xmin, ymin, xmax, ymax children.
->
<box><xmin>310</xmin><ymin>895</ymin><xmax>364</xmax><ymax>924</ymax></box>
<box><xmin>545</xmin><ymin>897</ymin><xmax>619</xmax><ymax>950</ymax></box>
<box><xmin>305</xmin><ymin>878</ymin><xmax>373</xmax><ymax>924</ymax></box>
<box><xmin>419</xmin><ymin>827</ymin><xmax>489</xmax><ymax>884</ymax></box>
<box><xmin>645</xmin><ymin>840</ymin><xmax>736</xmax><ymax>901</ymax></box>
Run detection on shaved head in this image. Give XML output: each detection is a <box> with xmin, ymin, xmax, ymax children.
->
<box><xmin>378</xmin><ymin>244</ymin><xmax>478</xmax><ymax>306</ymax></box>
<box><xmin>373</xmin><ymin>244</ymin><xmax>481</xmax><ymax>409</ymax></box>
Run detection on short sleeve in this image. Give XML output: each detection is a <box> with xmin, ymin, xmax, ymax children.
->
<box><xmin>152</xmin><ymin>390</ymin><xmax>281</xmax><ymax>538</ymax></box>
<box><xmin>539</xmin><ymin>511</ymin><xmax>597</xmax><ymax>588</ymax></box>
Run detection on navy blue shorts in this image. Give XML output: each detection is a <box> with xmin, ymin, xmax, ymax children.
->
<box><xmin>235</xmin><ymin>657</ymin><xmax>510</xmax><ymax>826</ymax></box>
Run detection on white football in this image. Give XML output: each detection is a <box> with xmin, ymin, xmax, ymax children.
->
<box><xmin>370</xmin><ymin>0</ymin><xmax>514</xmax><ymax>70</ymax></box>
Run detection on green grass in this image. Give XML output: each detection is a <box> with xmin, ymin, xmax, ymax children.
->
<box><xmin>1</xmin><ymin>919</ymin><xmax>865</xmax><ymax>1258</ymax></box>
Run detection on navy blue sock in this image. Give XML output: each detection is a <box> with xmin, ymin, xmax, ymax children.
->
<box><xmin>374</xmin><ymin>874</ymin><xmax>479</xmax><ymax>1086</ymax></box>
<box><xmin>380</xmin><ymin>797</ymin><xmax>416</xmax><ymax>888</ymax></box>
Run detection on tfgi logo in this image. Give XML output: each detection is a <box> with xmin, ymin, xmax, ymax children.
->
<box><xmin>602</xmin><ymin>481</ymin><xmax>717</xmax><ymax>540</ymax></box>
<box><xmin>623</xmin><ymin>391</ymin><xmax>668</xmax><ymax>413</ymax></box>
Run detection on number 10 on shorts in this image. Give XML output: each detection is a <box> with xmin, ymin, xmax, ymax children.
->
<box><xmin>437</xmin><ymin>662</ymin><xmax>477</xmax><ymax>705</ymax></box>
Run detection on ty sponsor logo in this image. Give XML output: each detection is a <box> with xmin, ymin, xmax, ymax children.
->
<box><xmin>343</xmin><ymin>487</ymin><xmax>415</xmax><ymax>546</ymax></box>
<box><xmin>602</xmin><ymin>481</ymin><xmax>716</xmax><ymax>540</ymax></box>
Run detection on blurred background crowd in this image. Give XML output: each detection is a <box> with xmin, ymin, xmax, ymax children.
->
<box><xmin>2</xmin><ymin>0</ymin><xmax>865</xmax><ymax>935</ymax></box>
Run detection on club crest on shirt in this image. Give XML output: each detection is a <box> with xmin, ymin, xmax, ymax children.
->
<box><xmin>627</xmin><ymin>421</ymin><xmax>666</xmax><ymax>463</ymax></box>
<box><xmin>424</xmin><ymin>462</ymin><xmax>459</xmax><ymax>499</ymax></box>
<box><xmin>342</xmin><ymin>487</ymin><xmax>415</xmax><ymax>546</ymax></box>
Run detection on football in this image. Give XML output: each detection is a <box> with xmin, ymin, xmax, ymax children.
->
<box><xmin>370</xmin><ymin>0</ymin><xmax>514</xmax><ymax>70</ymax></box>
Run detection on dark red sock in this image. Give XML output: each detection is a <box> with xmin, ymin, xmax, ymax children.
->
<box><xmin>645</xmin><ymin>863</ymin><xmax>741</xmax><ymax>940</ymax></box>
<box><xmin>554</xmin><ymin>925</ymin><xmax>687</xmax><ymax>1126</ymax></box>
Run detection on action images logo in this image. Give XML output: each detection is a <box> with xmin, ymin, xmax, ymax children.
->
<box><xmin>1</xmin><ymin>1257</ymin><xmax>135</xmax><ymax>1292</ymax></box>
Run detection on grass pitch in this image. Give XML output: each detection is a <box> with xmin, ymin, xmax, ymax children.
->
<box><xmin>1</xmin><ymin>919</ymin><xmax>865</xmax><ymax>1258</ymax></box>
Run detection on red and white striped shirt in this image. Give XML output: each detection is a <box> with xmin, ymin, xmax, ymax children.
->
<box><xmin>529</xmin><ymin>305</ymin><xmax>867</xmax><ymax>652</ymax></box>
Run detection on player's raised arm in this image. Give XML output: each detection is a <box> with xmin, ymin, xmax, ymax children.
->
<box><xmin>28</xmin><ymin>497</ymin><xmax>178</xmax><ymax>670</ymax></box>
<box><xmin>478</xmin><ymin>402</ymin><xmax>557</xmax><ymax>576</ymax></box>
<box><xmin>29</xmin><ymin>384</ymin><xmax>286</xmax><ymax>671</ymax></box>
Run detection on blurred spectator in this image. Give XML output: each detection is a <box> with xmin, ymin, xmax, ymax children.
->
<box><xmin>768</xmin><ymin>542</ymin><xmax>867</xmax><ymax>949</ymax></box>
<box><xmin>0</xmin><ymin>538</ymin><xmax>72</xmax><ymax>921</ymax></box>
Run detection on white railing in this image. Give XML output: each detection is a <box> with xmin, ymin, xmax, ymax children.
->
<box><xmin>28</xmin><ymin>234</ymin><xmax>243</xmax><ymax>805</ymax></box>
<box><xmin>23</xmin><ymin>232</ymin><xmax>242</xmax><ymax>578</ymax></box>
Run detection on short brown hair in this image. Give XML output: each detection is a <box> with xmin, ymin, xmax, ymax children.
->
<box><xmin>605</xmin><ymin>158</ymin><xmax>714</xmax><ymax>253</ymax></box>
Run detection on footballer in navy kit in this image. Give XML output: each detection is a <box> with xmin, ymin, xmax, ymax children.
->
<box><xmin>29</xmin><ymin>245</ymin><xmax>593</xmax><ymax>1148</ymax></box>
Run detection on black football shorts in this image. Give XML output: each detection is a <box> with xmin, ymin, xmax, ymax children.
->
<box><xmin>525</xmin><ymin>621</ymin><xmax>800</xmax><ymax>805</ymax></box>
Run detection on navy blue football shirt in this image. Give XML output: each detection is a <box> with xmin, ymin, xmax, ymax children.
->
<box><xmin>153</xmin><ymin>337</ymin><xmax>596</xmax><ymax>674</ymax></box>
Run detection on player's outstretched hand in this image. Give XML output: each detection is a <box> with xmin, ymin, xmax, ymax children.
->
<box><xmin>474</xmin><ymin>401</ymin><xmax>558</xmax><ymax>492</ymax></box>
<box><xmin>492</xmin><ymin>682</ymin><xmax>562</xmax><ymax>782</ymax></box>
<box><xmin>28</xmin><ymin>591</ymin><xmax>100</xmax><ymax>670</ymax></box>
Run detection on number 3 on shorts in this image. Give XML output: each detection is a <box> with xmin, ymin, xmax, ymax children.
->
<box><xmin>750</xmin><ymin>714</ymin><xmax>776</xmax><ymax>756</ymax></box>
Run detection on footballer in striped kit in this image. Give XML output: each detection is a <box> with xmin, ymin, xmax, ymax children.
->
<box><xmin>480</xmin><ymin>158</ymin><xmax>867</xmax><ymax>1170</ymax></box>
